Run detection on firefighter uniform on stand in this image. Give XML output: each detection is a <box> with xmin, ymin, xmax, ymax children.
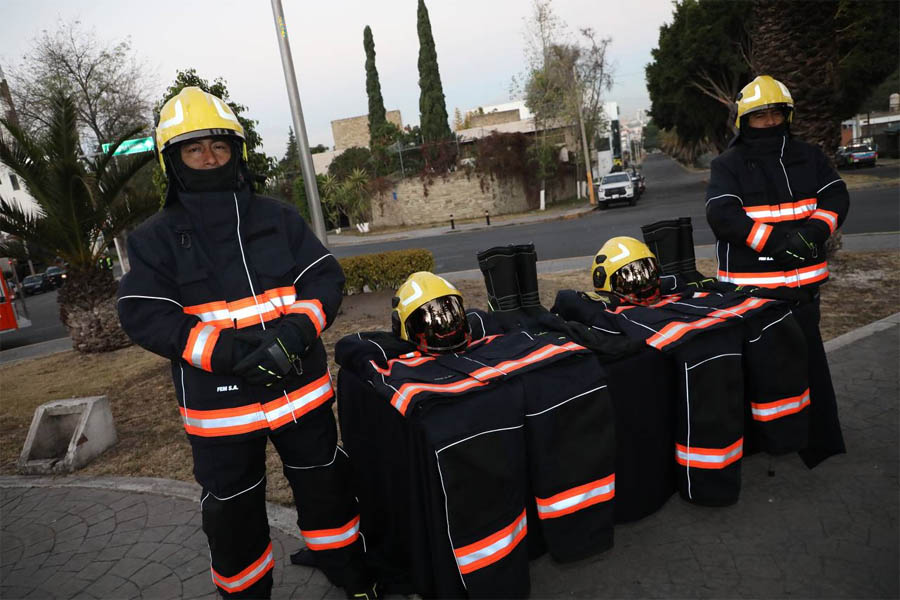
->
<box><xmin>706</xmin><ymin>74</ymin><xmax>849</xmax><ymax>467</ymax></box>
<box><xmin>117</xmin><ymin>87</ymin><xmax>372</xmax><ymax>598</ymax></box>
<box><xmin>336</xmin><ymin>272</ymin><xmax>616</xmax><ymax>598</ymax></box>
<box><xmin>553</xmin><ymin>237</ymin><xmax>810</xmax><ymax>506</ymax></box>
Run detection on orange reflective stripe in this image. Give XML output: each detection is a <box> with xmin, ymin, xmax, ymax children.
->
<box><xmin>184</xmin><ymin>300</ymin><xmax>231</xmax><ymax>327</ymax></box>
<box><xmin>286</xmin><ymin>298</ymin><xmax>326</xmax><ymax>335</ymax></box>
<box><xmin>390</xmin><ymin>342</ymin><xmax>584</xmax><ymax>415</ymax></box>
<box><xmin>180</xmin><ymin>404</ymin><xmax>268</xmax><ymax>437</ymax></box>
<box><xmin>717</xmin><ymin>261</ymin><xmax>829</xmax><ymax>288</ymax></box>
<box><xmin>182</xmin><ymin>322</ymin><xmax>221</xmax><ymax>371</ymax></box>
<box><xmin>453</xmin><ymin>510</ymin><xmax>527</xmax><ymax>574</ymax></box>
<box><xmin>370</xmin><ymin>354</ymin><xmax>435</xmax><ymax>376</ymax></box>
<box><xmin>743</xmin><ymin>198</ymin><xmax>817</xmax><ymax>222</ymax></box>
<box><xmin>751</xmin><ymin>388</ymin><xmax>810</xmax><ymax>421</ymax></box>
<box><xmin>263</xmin><ymin>374</ymin><xmax>334</xmax><ymax>429</ymax></box>
<box><xmin>646</xmin><ymin>297</ymin><xmax>770</xmax><ymax>350</ymax></box>
<box><xmin>302</xmin><ymin>515</ymin><xmax>360</xmax><ymax>550</ymax></box>
<box><xmin>746</xmin><ymin>222</ymin><xmax>773</xmax><ymax>252</ymax></box>
<box><xmin>211</xmin><ymin>542</ymin><xmax>273</xmax><ymax>593</ymax></box>
<box><xmin>265</xmin><ymin>286</ymin><xmax>297</xmax><ymax>310</ymax></box>
<box><xmin>183</xmin><ymin>286</ymin><xmax>303</xmax><ymax>330</ymax></box>
<box><xmin>535</xmin><ymin>474</ymin><xmax>615</xmax><ymax>519</ymax></box>
<box><xmin>675</xmin><ymin>438</ymin><xmax>743</xmax><ymax>469</ymax></box>
<box><xmin>810</xmin><ymin>209</ymin><xmax>838</xmax><ymax>234</ymax></box>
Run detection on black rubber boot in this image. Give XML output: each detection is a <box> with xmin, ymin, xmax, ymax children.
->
<box><xmin>640</xmin><ymin>219</ymin><xmax>682</xmax><ymax>277</ymax></box>
<box><xmin>676</xmin><ymin>217</ymin><xmax>707</xmax><ymax>284</ymax></box>
<box><xmin>477</xmin><ymin>246</ymin><xmax>522</xmax><ymax>312</ymax></box>
<box><xmin>513</xmin><ymin>243</ymin><xmax>543</xmax><ymax>314</ymax></box>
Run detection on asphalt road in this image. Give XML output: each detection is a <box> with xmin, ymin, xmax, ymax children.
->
<box><xmin>2</xmin><ymin>153</ymin><xmax>896</xmax><ymax>350</ymax></box>
<box><xmin>333</xmin><ymin>153</ymin><xmax>900</xmax><ymax>272</ymax></box>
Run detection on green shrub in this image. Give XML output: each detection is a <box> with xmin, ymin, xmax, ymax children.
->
<box><xmin>339</xmin><ymin>248</ymin><xmax>434</xmax><ymax>295</ymax></box>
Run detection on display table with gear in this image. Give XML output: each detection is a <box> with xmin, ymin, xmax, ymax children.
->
<box><xmin>335</xmin><ymin>329</ymin><xmax>676</xmax><ymax>598</ymax></box>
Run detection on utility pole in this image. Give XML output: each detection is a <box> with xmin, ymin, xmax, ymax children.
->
<box><xmin>270</xmin><ymin>0</ymin><xmax>329</xmax><ymax>245</ymax></box>
<box><xmin>573</xmin><ymin>65</ymin><xmax>596</xmax><ymax>206</ymax></box>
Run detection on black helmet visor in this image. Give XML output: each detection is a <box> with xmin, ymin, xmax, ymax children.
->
<box><xmin>610</xmin><ymin>257</ymin><xmax>660</xmax><ymax>302</ymax></box>
<box><xmin>405</xmin><ymin>295</ymin><xmax>470</xmax><ymax>353</ymax></box>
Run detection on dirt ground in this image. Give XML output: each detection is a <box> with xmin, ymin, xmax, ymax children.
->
<box><xmin>1</xmin><ymin>250</ymin><xmax>897</xmax><ymax>508</ymax></box>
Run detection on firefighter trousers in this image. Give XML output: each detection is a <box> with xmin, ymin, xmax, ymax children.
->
<box><xmin>191</xmin><ymin>404</ymin><xmax>366</xmax><ymax>598</ymax></box>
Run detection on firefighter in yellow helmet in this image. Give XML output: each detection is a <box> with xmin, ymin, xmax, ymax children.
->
<box><xmin>118</xmin><ymin>87</ymin><xmax>379</xmax><ymax>598</ymax></box>
<box><xmin>706</xmin><ymin>74</ymin><xmax>849</xmax><ymax>467</ymax></box>
<box><xmin>392</xmin><ymin>272</ymin><xmax>471</xmax><ymax>353</ymax></box>
<box><xmin>590</xmin><ymin>236</ymin><xmax>661</xmax><ymax>306</ymax></box>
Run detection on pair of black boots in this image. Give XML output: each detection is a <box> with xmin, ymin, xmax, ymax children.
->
<box><xmin>476</xmin><ymin>243</ymin><xmax>542</xmax><ymax>315</ymax></box>
<box><xmin>640</xmin><ymin>216</ymin><xmax>708</xmax><ymax>285</ymax></box>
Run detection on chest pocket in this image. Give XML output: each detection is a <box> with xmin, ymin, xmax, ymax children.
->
<box><xmin>244</xmin><ymin>225</ymin><xmax>296</xmax><ymax>290</ymax></box>
<box><xmin>175</xmin><ymin>257</ymin><xmax>216</xmax><ymax>309</ymax></box>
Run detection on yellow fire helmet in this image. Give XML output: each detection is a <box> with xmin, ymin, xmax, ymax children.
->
<box><xmin>734</xmin><ymin>75</ymin><xmax>794</xmax><ymax>129</ymax></box>
<box><xmin>391</xmin><ymin>271</ymin><xmax>471</xmax><ymax>354</ymax></box>
<box><xmin>155</xmin><ymin>86</ymin><xmax>247</xmax><ymax>172</ymax></box>
<box><xmin>591</xmin><ymin>236</ymin><xmax>661</xmax><ymax>305</ymax></box>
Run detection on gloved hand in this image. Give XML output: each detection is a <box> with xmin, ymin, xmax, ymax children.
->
<box><xmin>764</xmin><ymin>233</ymin><xmax>805</xmax><ymax>270</ymax></box>
<box><xmin>785</xmin><ymin>229</ymin><xmax>819</xmax><ymax>262</ymax></box>
<box><xmin>233</xmin><ymin>328</ymin><xmax>300</xmax><ymax>386</ymax></box>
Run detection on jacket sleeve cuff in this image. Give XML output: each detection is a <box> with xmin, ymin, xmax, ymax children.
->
<box><xmin>806</xmin><ymin>211</ymin><xmax>837</xmax><ymax>239</ymax></box>
<box><xmin>210</xmin><ymin>328</ymin><xmax>235</xmax><ymax>374</ymax></box>
<box><xmin>746</xmin><ymin>222</ymin><xmax>775</xmax><ymax>253</ymax></box>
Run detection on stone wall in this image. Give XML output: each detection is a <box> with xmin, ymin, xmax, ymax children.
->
<box><xmin>332</xmin><ymin>110</ymin><xmax>403</xmax><ymax>151</ymax></box>
<box><xmin>469</xmin><ymin>109</ymin><xmax>521</xmax><ymax>128</ymax></box>
<box><xmin>368</xmin><ymin>169</ymin><xmax>575</xmax><ymax>229</ymax></box>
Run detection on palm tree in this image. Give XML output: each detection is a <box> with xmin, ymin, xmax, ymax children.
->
<box><xmin>0</xmin><ymin>90</ymin><xmax>156</xmax><ymax>352</ymax></box>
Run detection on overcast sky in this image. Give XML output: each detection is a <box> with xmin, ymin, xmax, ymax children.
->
<box><xmin>1</xmin><ymin>0</ymin><xmax>676</xmax><ymax>159</ymax></box>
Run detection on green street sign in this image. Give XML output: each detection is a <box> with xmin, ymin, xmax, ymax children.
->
<box><xmin>101</xmin><ymin>136</ymin><xmax>155</xmax><ymax>156</ymax></box>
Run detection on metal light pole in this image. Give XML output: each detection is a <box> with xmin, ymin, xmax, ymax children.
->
<box><xmin>573</xmin><ymin>66</ymin><xmax>597</xmax><ymax>206</ymax></box>
<box><xmin>270</xmin><ymin>0</ymin><xmax>329</xmax><ymax>245</ymax></box>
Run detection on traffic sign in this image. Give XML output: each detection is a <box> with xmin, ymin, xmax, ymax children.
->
<box><xmin>101</xmin><ymin>136</ymin><xmax>155</xmax><ymax>156</ymax></box>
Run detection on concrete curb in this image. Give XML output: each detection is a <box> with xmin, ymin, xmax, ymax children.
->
<box><xmin>0</xmin><ymin>475</ymin><xmax>302</xmax><ymax>540</ymax></box>
<box><xmin>823</xmin><ymin>311</ymin><xmax>900</xmax><ymax>354</ymax></box>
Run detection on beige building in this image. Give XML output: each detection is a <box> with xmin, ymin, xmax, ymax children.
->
<box><xmin>331</xmin><ymin>110</ymin><xmax>403</xmax><ymax>151</ymax></box>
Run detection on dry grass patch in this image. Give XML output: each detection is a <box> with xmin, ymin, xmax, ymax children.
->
<box><xmin>1</xmin><ymin>250</ymin><xmax>896</xmax><ymax>507</ymax></box>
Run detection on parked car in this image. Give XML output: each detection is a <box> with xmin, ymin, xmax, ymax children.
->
<box><xmin>596</xmin><ymin>172</ymin><xmax>638</xmax><ymax>209</ymax></box>
<box><xmin>45</xmin><ymin>265</ymin><xmax>67</xmax><ymax>288</ymax></box>
<box><xmin>836</xmin><ymin>143</ymin><xmax>877</xmax><ymax>168</ymax></box>
<box><xmin>21</xmin><ymin>273</ymin><xmax>52</xmax><ymax>295</ymax></box>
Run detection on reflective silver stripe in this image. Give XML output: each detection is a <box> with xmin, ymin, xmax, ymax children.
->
<box><xmin>265</xmin><ymin>381</ymin><xmax>331</xmax><ymax>423</ymax></box>
<box><xmin>536</xmin><ymin>480</ymin><xmax>614</xmax><ymax>516</ymax></box>
<box><xmin>289</xmin><ymin>301</ymin><xmax>325</xmax><ymax>330</ymax></box>
<box><xmin>183</xmin><ymin>408</ymin><xmax>267</xmax><ymax>430</ymax></box>
<box><xmin>267</xmin><ymin>292</ymin><xmax>296</xmax><ymax>309</ymax></box>
<box><xmin>190</xmin><ymin>325</ymin><xmax>216</xmax><ymax>368</ymax></box>
<box><xmin>676</xmin><ymin>442</ymin><xmax>743</xmax><ymax>465</ymax></box>
<box><xmin>745</xmin><ymin>201</ymin><xmax>815</xmax><ymax>220</ymax></box>
<box><xmin>789</xmin><ymin>265</ymin><xmax>828</xmax><ymax>285</ymax></box>
<box><xmin>748</xmin><ymin>224</ymin><xmax>769</xmax><ymax>251</ymax></box>
<box><xmin>303</xmin><ymin>519</ymin><xmax>359</xmax><ymax>546</ymax></box>
<box><xmin>230</xmin><ymin>300</ymin><xmax>278</xmax><ymax>322</ymax></box>
<box><xmin>456</xmin><ymin>514</ymin><xmax>527</xmax><ymax>568</ymax></box>
<box><xmin>812</xmin><ymin>210</ymin><xmax>838</xmax><ymax>231</ymax></box>
<box><xmin>212</xmin><ymin>548</ymin><xmax>273</xmax><ymax>590</ymax></box>
<box><xmin>752</xmin><ymin>392</ymin><xmax>810</xmax><ymax>419</ymax></box>
<box><xmin>195</xmin><ymin>308</ymin><xmax>230</xmax><ymax>322</ymax></box>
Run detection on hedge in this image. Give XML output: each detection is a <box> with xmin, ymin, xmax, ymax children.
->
<box><xmin>339</xmin><ymin>248</ymin><xmax>435</xmax><ymax>295</ymax></box>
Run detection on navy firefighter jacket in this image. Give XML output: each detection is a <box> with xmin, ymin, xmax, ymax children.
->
<box><xmin>117</xmin><ymin>187</ymin><xmax>344</xmax><ymax>445</ymax></box>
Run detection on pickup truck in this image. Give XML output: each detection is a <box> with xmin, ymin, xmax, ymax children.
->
<box><xmin>596</xmin><ymin>172</ymin><xmax>637</xmax><ymax>209</ymax></box>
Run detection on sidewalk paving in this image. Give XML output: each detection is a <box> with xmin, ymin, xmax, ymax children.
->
<box><xmin>2</xmin><ymin>313</ymin><xmax>897</xmax><ymax>599</ymax></box>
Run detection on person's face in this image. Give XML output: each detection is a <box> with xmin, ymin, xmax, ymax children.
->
<box><xmin>748</xmin><ymin>107</ymin><xmax>786</xmax><ymax>129</ymax></box>
<box><xmin>180</xmin><ymin>137</ymin><xmax>232</xmax><ymax>170</ymax></box>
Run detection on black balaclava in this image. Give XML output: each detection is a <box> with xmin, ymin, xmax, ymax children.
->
<box><xmin>165</xmin><ymin>136</ymin><xmax>244</xmax><ymax>193</ymax></box>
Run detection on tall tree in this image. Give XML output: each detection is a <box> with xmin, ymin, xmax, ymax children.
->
<box><xmin>0</xmin><ymin>91</ymin><xmax>156</xmax><ymax>352</ymax></box>
<box><xmin>157</xmin><ymin>69</ymin><xmax>274</xmax><ymax>180</ymax></box>
<box><xmin>645</xmin><ymin>0</ymin><xmax>752</xmax><ymax>153</ymax></box>
<box><xmin>279</xmin><ymin>127</ymin><xmax>300</xmax><ymax>173</ymax></box>
<box><xmin>364</xmin><ymin>25</ymin><xmax>387</xmax><ymax>147</ymax></box>
<box><xmin>416</xmin><ymin>0</ymin><xmax>452</xmax><ymax>142</ymax></box>
<box><xmin>9</xmin><ymin>20</ymin><xmax>154</xmax><ymax>151</ymax></box>
<box><xmin>751</xmin><ymin>0</ymin><xmax>900</xmax><ymax>157</ymax></box>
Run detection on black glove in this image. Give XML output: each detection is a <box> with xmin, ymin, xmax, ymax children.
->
<box><xmin>785</xmin><ymin>229</ymin><xmax>819</xmax><ymax>262</ymax></box>
<box><xmin>764</xmin><ymin>233</ymin><xmax>805</xmax><ymax>270</ymax></box>
<box><xmin>233</xmin><ymin>328</ymin><xmax>300</xmax><ymax>386</ymax></box>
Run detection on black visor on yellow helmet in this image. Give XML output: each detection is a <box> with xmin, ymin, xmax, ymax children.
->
<box><xmin>610</xmin><ymin>256</ymin><xmax>660</xmax><ymax>304</ymax></box>
<box><xmin>404</xmin><ymin>295</ymin><xmax>470</xmax><ymax>353</ymax></box>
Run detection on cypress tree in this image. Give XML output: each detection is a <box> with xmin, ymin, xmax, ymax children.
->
<box><xmin>363</xmin><ymin>25</ymin><xmax>387</xmax><ymax>147</ymax></box>
<box><xmin>417</xmin><ymin>0</ymin><xmax>452</xmax><ymax>142</ymax></box>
